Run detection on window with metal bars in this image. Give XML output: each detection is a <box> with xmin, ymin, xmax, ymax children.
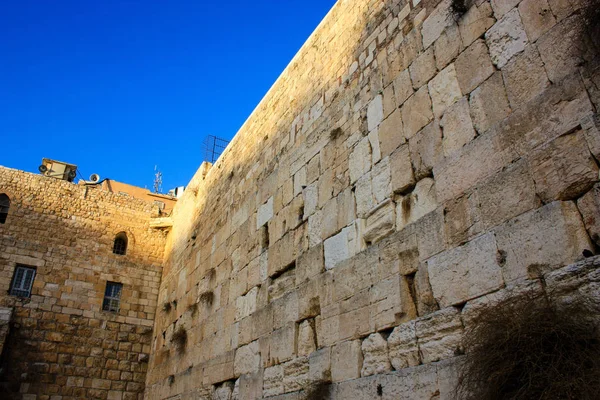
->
<box><xmin>102</xmin><ymin>282</ymin><xmax>122</xmax><ymax>313</ymax></box>
<box><xmin>113</xmin><ymin>232</ymin><xmax>127</xmax><ymax>255</ymax></box>
<box><xmin>0</xmin><ymin>194</ymin><xmax>10</xmax><ymax>224</ymax></box>
<box><xmin>9</xmin><ymin>265</ymin><xmax>36</xmax><ymax>298</ymax></box>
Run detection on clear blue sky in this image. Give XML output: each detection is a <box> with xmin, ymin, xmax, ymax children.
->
<box><xmin>0</xmin><ymin>0</ymin><xmax>336</xmax><ymax>191</ymax></box>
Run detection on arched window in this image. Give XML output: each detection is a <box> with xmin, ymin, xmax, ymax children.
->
<box><xmin>0</xmin><ymin>194</ymin><xmax>9</xmax><ymax>224</ymax></box>
<box><xmin>113</xmin><ymin>232</ymin><xmax>128</xmax><ymax>255</ymax></box>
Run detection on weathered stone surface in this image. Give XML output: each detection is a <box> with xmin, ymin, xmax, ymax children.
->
<box><xmin>415</xmin><ymin>307</ymin><xmax>463</xmax><ymax>364</ymax></box>
<box><xmin>363</xmin><ymin>199</ymin><xmax>395</xmax><ymax>245</ymax></box>
<box><xmin>214</xmin><ymin>381</ymin><xmax>234</xmax><ymax>400</ymax></box>
<box><xmin>459</xmin><ymin>2</ymin><xmax>495</xmax><ymax>47</ymax></box>
<box><xmin>491</xmin><ymin>0</ymin><xmax>522</xmax><ymax>19</ymax></box>
<box><xmin>455</xmin><ymin>39</ymin><xmax>495</xmax><ymax>95</ymax></box>
<box><xmin>422</xmin><ymin>0</ymin><xmax>453</xmax><ymax>49</ymax></box>
<box><xmin>282</xmin><ymin>356</ymin><xmax>309</xmax><ymax>393</ymax></box>
<box><xmin>428</xmin><ymin>233</ymin><xmax>504</xmax><ymax>308</ymax></box>
<box><xmin>428</xmin><ymin>64</ymin><xmax>462</xmax><ymax>119</ymax></box>
<box><xmin>486</xmin><ymin>9</ymin><xmax>528</xmax><ymax>68</ymax></box>
<box><xmin>578</xmin><ymin>184</ymin><xmax>600</xmax><ymax>246</ymax></box>
<box><xmin>409</xmin><ymin>47</ymin><xmax>437</xmax><ymax>89</ymax></box>
<box><xmin>361</xmin><ymin>333</ymin><xmax>391</xmax><ymax>377</ymax></box>
<box><xmin>443</xmin><ymin>191</ymin><xmax>481</xmax><ymax>246</ymax></box>
<box><xmin>396</xmin><ymin>178</ymin><xmax>437</xmax><ymax>231</ymax></box>
<box><xmin>528</xmin><ymin>131</ymin><xmax>599</xmax><ymax>202</ymax></box>
<box><xmin>239</xmin><ymin>371</ymin><xmax>263</xmax><ymax>400</ymax></box>
<box><xmin>390</xmin><ymin>144</ymin><xmax>416</xmax><ymax>194</ymax></box>
<box><xmin>331</xmin><ymin>340</ymin><xmax>363</xmax><ymax>383</ymax></box>
<box><xmin>303</xmin><ymin>182</ymin><xmax>318</xmax><ymax>218</ymax></box>
<box><xmin>371</xmin><ymin>157</ymin><xmax>392</xmax><ymax>204</ymax></box>
<box><xmin>308</xmin><ymin>347</ymin><xmax>331</xmax><ymax>383</ymax></box>
<box><xmin>370</xmin><ymin>273</ymin><xmax>417</xmax><ymax>329</ymax></box>
<box><xmin>355</xmin><ymin>172</ymin><xmax>374</xmax><ymax>218</ymax></box>
<box><xmin>401</xmin><ymin>86</ymin><xmax>434</xmax><ymax>139</ymax></box>
<box><xmin>393</xmin><ymin>69</ymin><xmax>414</xmax><ymax>107</ymax></box>
<box><xmin>296</xmin><ymin>243</ymin><xmax>324</xmax><ymax>285</ymax></box>
<box><xmin>536</xmin><ymin>14</ymin><xmax>584</xmax><ymax>83</ymax></box>
<box><xmin>409</xmin><ymin>120</ymin><xmax>443</xmax><ymax>180</ymax></box>
<box><xmin>545</xmin><ymin>255</ymin><xmax>600</xmax><ymax>298</ymax></box>
<box><xmin>581</xmin><ymin>113</ymin><xmax>600</xmax><ymax>160</ymax></box>
<box><xmin>502</xmin><ymin>45</ymin><xmax>550</xmax><ymax>109</ymax></box>
<box><xmin>469</xmin><ymin>71</ymin><xmax>511</xmax><ymax>134</ymax></box>
<box><xmin>270</xmin><ymin>325</ymin><xmax>296</xmax><ymax>364</ymax></box>
<box><xmin>324</xmin><ymin>228</ymin><xmax>350</xmax><ymax>270</ymax></box>
<box><xmin>388</xmin><ymin>321</ymin><xmax>420</xmax><ymax>369</ymax></box>
<box><xmin>494</xmin><ymin>201</ymin><xmax>592</xmax><ymax>283</ymax></box>
<box><xmin>434</xmin><ymin>23</ymin><xmax>463</xmax><ymax>70</ymax></box>
<box><xmin>378</xmin><ymin>109</ymin><xmax>404</xmax><ymax>159</ymax></box>
<box><xmin>367</xmin><ymin>94</ymin><xmax>384</xmax><ymax>132</ymax></box>
<box><xmin>297</xmin><ymin>320</ymin><xmax>316</xmax><ymax>357</ymax></box>
<box><xmin>257</xmin><ymin>197</ymin><xmax>274</xmax><ymax>229</ymax></box>
<box><xmin>349</xmin><ymin>137</ymin><xmax>372</xmax><ymax>184</ymax></box>
<box><xmin>263</xmin><ymin>365</ymin><xmax>284</xmax><ymax>397</ymax></box>
<box><xmin>440</xmin><ymin>97</ymin><xmax>476</xmax><ymax>157</ymax></box>
<box><xmin>519</xmin><ymin>0</ymin><xmax>556</xmax><ymax>42</ymax></box>
<box><xmin>476</xmin><ymin>159</ymin><xmax>540</xmax><ymax>230</ymax></box>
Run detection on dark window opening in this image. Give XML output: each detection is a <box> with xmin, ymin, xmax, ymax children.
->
<box><xmin>113</xmin><ymin>232</ymin><xmax>128</xmax><ymax>255</ymax></box>
<box><xmin>0</xmin><ymin>194</ymin><xmax>10</xmax><ymax>224</ymax></box>
<box><xmin>9</xmin><ymin>265</ymin><xmax>36</xmax><ymax>298</ymax></box>
<box><xmin>102</xmin><ymin>281</ymin><xmax>123</xmax><ymax>312</ymax></box>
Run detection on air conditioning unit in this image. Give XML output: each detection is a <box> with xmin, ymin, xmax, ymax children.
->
<box><xmin>38</xmin><ymin>158</ymin><xmax>78</xmax><ymax>182</ymax></box>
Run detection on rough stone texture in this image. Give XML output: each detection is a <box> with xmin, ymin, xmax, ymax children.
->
<box><xmin>428</xmin><ymin>64</ymin><xmax>462</xmax><ymax>119</ymax></box>
<box><xmin>396</xmin><ymin>178</ymin><xmax>437</xmax><ymax>231</ymax></box>
<box><xmin>390</xmin><ymin>145</ymin><xmax>416</xmax><ymax>194</ymax></box>
<box><xmin>360</xmin><ymin>333</ymin><xmax>391</xmax><ymax>377</ymax></box>
<box><xmin>578</xmin><ymin>184</ymin><xmax>600</xmax><ymax>246</ymax></box>
<box><xmin>536</xmin><ymin>15</ymin><xmax>581</xmax><ymax>83</ymax></box>
<box><xmin>401</xmin><ymin>86</ymin><xmax>433</xmax><ymax>139</ymax></box>
<box><xmin>422</xmin><ymin>0</ymin><xmax>453</xmax><ymax>49</ymax></box>
<box><xmin>324</xmin><ymin>228</ymin><xmax>350</xmax><ymax>270</ymax></box>
<box><xmin>263</xmin><ymin>365</ymin><xmax>284</xmax><ymax>398</ymax></box>
<box><xmin>502</xmin><ymin>45</ymin><xmax>550</xmax><ymax>109</ymax></box>
<box><xmin>388</xmin><ymin>321</ymin><xmax>420</xmax><ymax>370</ymax></box>
<box><xmin>495</xmin><ymin>201</ymin><xmax>592</xmax><ymax>283</ymax></box>
<box><xmin>434</xmin><ymin>23</ymin><xmax>463</xmax><ymax>70</ymax></box>
<box><xmin>378</xmin><ymin>109</ymin><xmax>404</xmax><ymax>158</ymax></box>
<box><xmin>363</xmin><ymin>199</ymin><xmax>396</xmax><ymax>245</ymax></box>
<box><xmin>486</xmin><ymin>8</ymin><xmax>528</xmax><ymax>68</ymax></box>
<box><xmin>409</xmin><ymin>47</ymin><xmax>436</xmax><ymax>89</ymax></box>
<box><xmin>519</xmin><ymin>0</ymin><xmax>556</xmax><ymax>42</ymax></box>
<box><xmin>408</xmin><ymin>120</ymin><xmax>443</xmax><ymax>180</ymax></box>
<box><xmin>297</xmin><ymin>320</ymin><xmax>316</xmax><ymax>357</ymax></box>
<box><xmin>415</xmin><ymin>308</ymin><xmax>463</xmax><ymax>364</ymax></box>
<box><xmin>367</xmin><ymin>94</ymin><xmax>384</xmax><ymax>132</ymax></box>
<box><xmin>455</xmin><ymin>39</ymin><xmax>495</xmax><ymax>95</ymax></box>
<box><xmin>428</xmin><ymin>233</ymin><xmax>504</xmax><ymax>308</ymax></box>
<box><xmin>528</xmin><ymin>130</ymin><xmax>599</xmax><ymax>202</ymax></box>
<box><xmin>282</xmin><ymin>357</ymin><xmax>309</xmax><ymax>394</ymax></box>
<box><xmin>331</xmin><ymin>340</ymin><xmax>363</xmax><ymax>383</ymax></box>
<box><xmin>459</xmin><ymin>2</ymin><xmax>495</xmax><ymax>47</ymax></box>
<box><xmin>308</xmin><ymin>347</ymin><xmax>331</xmax><ymax>383</ymax></box>
<box><xmin>234</xmin><ymin>341</ymin><xmax>260</xmax><ymax>377</ymax></box>
<box><xmin>469</xmin><ymin>71</ymin><xmax>511</xmax><ymax>134</ymax></box>
<box><xmin>440</xmin><ymin>97</ymin><xmax>477</xmax><ymax>157</ymax></box>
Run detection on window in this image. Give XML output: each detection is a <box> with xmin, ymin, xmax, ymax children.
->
<box><xmin>9</xmin><ymin>265</ymin><xmax>36</xmax><ymax>298</ymax></box>
<box><xmin>102</xmin><ymin>282</ymin><xmax>123</xmax><ymax>312</ymax></box>
<box><xmin>113</xmin><ymin>232</ymin><xmax>128</xmax><ymax>255</ymax></box>
<box><xmin>0</xmin><ymin>194</ymin><xmax>9</xmax><ymax>224</ymax></box>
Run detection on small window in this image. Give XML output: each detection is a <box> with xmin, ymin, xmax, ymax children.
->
<box><xmin>0</xmin><ymin>194</ymin><xmax>10</xmax><ymax>224</ymax></box>
<box><xmin>102</xmin><ymin>282</ymin><xmax>123</xmax><ymax>312</ymax></box>
<box><xmin>113</xmin><ymin>232</ymin><xmax>128</xmax><ymax>255</ymax></box>
<box><xmin>9</xmin><ymin>265</ymin><xmax>36</xmax><ymax>298</ymax></box>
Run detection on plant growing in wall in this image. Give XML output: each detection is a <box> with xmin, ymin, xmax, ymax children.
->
<box><xmin>162</xmin><ymin>302</ymin><xmax>172</xmax><ymax>313</ymax></box>
<box><xmin>199</xmin><ymin>291</ymin><xmax>214</xmax><ymax>306</ymax></box>
<box><xmin>455</xmin><ymin>291</ymin><xmax>600</xmax><ymax>399</ymax></box>
<box><xmin>171</xmin><ymin>326</ymin><xmax>188</xmax><ymax>353</ymax></box>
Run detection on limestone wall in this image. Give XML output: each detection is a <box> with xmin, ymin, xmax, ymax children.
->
<box><xmin>0</xmin><ymin>166</ymin><xmax>167</xmax><ymax>399</ymax></box>
<box><xmin>146</xmin><ymin>0</ymin><xmax>600</xmax><ymax>398</ymax></box>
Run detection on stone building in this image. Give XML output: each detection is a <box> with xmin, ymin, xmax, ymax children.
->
<box><xmin>2</xmin><ymin>0</ymin><xmax>600</xmax><ymax>398</ymax></box>
<box><xmin>0</xmin><ymin>166</ymin><xmax>169</xmax><ymax>398</ymax></box>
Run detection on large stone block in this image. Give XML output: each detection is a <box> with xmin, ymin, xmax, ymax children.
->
<box><xmin>324</xmin><ymin>227</ymin><xmax>351</xmax><ymax>270</ymax></box>
<box><xmin>502</xmin><ymin>45</ymin><xmax>550</xmax><ymax>109</ymax></box>
<box><xmin>458</xmin><ymin>2</ymin><xmax>495</xmax><ymax>47</ymax></box>
<box><xmin>270</xmin><ymin>324</ymin><xmax>296</xmax><ymax>365</ymax></box>
<box><xmin>396</xmin><ymin>178</ymin><xmax>437</xmax><ymax>231</ymax></box>
<box><xmin>390</xmin><ymin>144</ymin><xmax>416</xmax><ymax>194</ymax></box>
<box><xmin>378</xmin><ymin>109</ymin><xmax>405</xmax><ymax>158</ymax></box>
<box><xmin>528</xmin><ymin>130</ymin><xmax>598</xmax><ymax>202</ymax></box>
<box><xmin>369</xmin><ymin>273</ymin><xmax>416</xmax><ymax>330</ymax></box>
<box><xmin>435</xmin><ymin>23</ymin><xmax>463</xmax><ymax>70</ymax></box>
<box><xmin>490</xmin><ymin>0</ymin><xmax>522</xmax><ymax>19</ymax></box>
<box><xmin>296</xmin><ymin>243</ymin><xmax>324</xmax><ymax>285</ymax></box>
<box><xmin>408</xmin><ymin>120</ymin><xmax>443</xmax><ymax>180</ymax></box>
<box><xmin>469</xmin><ymin>71</ymin><xmax>511</xmax><ymax>134</ymax></box>
<box><xmin>401</xmin><ymin>86</ymin><xmax>434</xmax><ymax>139</ymax></box>
<box><xmin>486</xmin><ymin>8</ymin><xmax>528</xmax><ymax>68</ymax></box>
<box><xmin>309</xmin><ymin>347</ymin><xmax>331</xmax><ymax>383</ymax></box>
<box><xmin>388</xmin><ymin>321</ymin><xmax>420</xmax><ymax>370</ymax></box>
<box><xmin>297</xmin><ymin>320</ymin><xmax>316</xmax><ymax>357</ymax></box>
<box><xmin>363</xmin><ymin>199</ymin><xmax>396</xmax><ymax>245</ymax></box>
<box><xmin>409</xmin><ymin>47</ymin><xmax>436</xmax><ymax>89</ymax></box>
<box><xmin>238</xmin><ymin>371</ymin><xmax>263</xmax><ymax>400</ymax></box>
<box><xmin>234</xmin><ymin>341</ymin><xmax>260</xmax><ymax>377</ymax></box>
<box><xmin>476</xmin><ymin>159</ymin><xmax>541</xmax><ymax>230</ymax></box>
<box><xmin>440</xmin><ymin>97</ymin><xmax>476</xmax><ymax>157</ymax></box>
<box><xmin>518</xmin><ymin>0</ymin><xmax>557</xmax><ymax>42</ymax></box>
<box><xmin>494</xmin><ymin>201</ymin><xmax>592</xmax><ymax>283</ymax></box>
<box><xmin>349</xmin><ymin>137</ymin><xmax>372</xmax><ymax>184</ymax></box>
<box><xmin>393</xmin><ymin>69</ymin><xmax>414</xmax><ymax>107</ymax></box>
<box><xmin>415</xmin><ymin>307</ymin><xmax>463</xmax><ymax>364</ymax></box>
<box><xmin>282</xmin><ymin>356</ymin><xmax>309</xmax><ymax>393</ymax></box>
<box><xmin>371</xmin><ymin>157</ymin><xmax>392</xmax><ymax>204</ymax></box>
<box><xmin>263</xmin><ymin>365</ymin><xmax>284</xmax><ymax>397</ymax></box>
<box><xmin>428</xmin><ymin>64</ymin><xmax>462</xmax><ymax>119</ymax></box>
<box><xmin>361</xmin><ymin>333</ymin><xmax>391</xmax><ymax>377</ymax></box>
<box><xmin>428</xmin><ymin>233</ymin><xmax>504</xmax><ymax>308</ymax></box>
<box><xmin>257</xmin><ymin>197</ymin><xmax>274</xmax><ymax>229</ymax></box>
<box><xmin>536</xmin><ymin>15</ymin><xmax>581</xmax><ymax>83</ymax></box>
<box><xmin>454</xmin><ymin>39</ymin><xmax>495</xmax><ymax>95</ymax></box>
<box><xmin>577</xmin><ymin>184</ymin><xmax>600</xmax><ymax>246</ymax></box>
<box><xmin>331</xmin><ymin>340</ymin><xmax>363</xmax><ymax>383</ymax></box>
<box><xmin>368</xmin><ymin>95</ymin><xmax>384</xmax><ymax>132</ymax></box>
<box><xmin>422</xmin><ymin>0</ymin><xmax>454</xmax><ymax>49</ymax></box>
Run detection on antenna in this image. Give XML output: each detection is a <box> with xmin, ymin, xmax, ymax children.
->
<box><xmin>153</xmin><ymin>166</ymin><xmax>163</xmax><ymax>194</ymax></box>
